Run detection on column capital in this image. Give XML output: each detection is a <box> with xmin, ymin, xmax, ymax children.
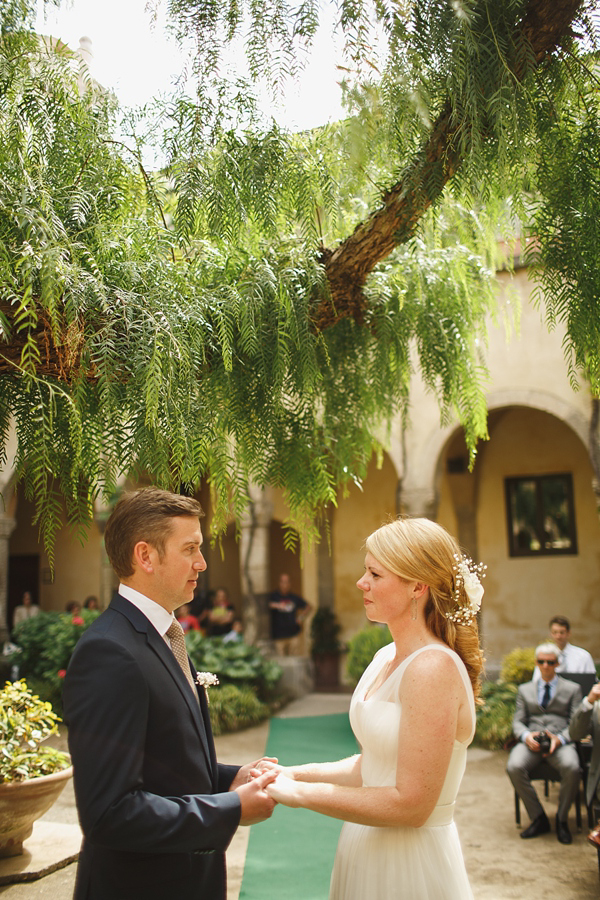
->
<box><xmin>399</xmin><ymin>487</ymin><xmax>436</xmax><ymax>519</ymax></box>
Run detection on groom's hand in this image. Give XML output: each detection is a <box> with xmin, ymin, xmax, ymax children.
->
<box><xmin>230</xmin><ymin>757</ymin><xmax>278</xmax><ymax>789</ymax></box>
<box><xmin>236</xmin><ymin>770</ymin><xmax>278</xmax><ymax>825</ymax></box>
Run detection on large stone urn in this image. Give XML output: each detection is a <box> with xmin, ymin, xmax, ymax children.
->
<box><xmin>0</xmin><ymin>765</ymin><xmax>73</xmax><ymax>858</ymax></box>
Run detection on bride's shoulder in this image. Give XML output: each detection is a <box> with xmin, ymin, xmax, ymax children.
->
<box><xmin>403</xmin><ymin>644</ymin><xmax>463</xmax><ymax>680</ymax></box>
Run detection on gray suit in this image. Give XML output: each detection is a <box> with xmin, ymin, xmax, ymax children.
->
<box><xmin>569</xmin><ymin>699</ymin><xmax>600</xmax><ymax>807</ymax></box>
<box><xmin>507</xmin><ymin>676</ymin><xmax>582</xmax><ymax>822</ymax></box>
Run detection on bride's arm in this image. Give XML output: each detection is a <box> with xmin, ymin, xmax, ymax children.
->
<box><xmin>268</xmin><ymin>651</ymin><xmax>465</xmax><ymax>827</ymax></box>
<box><xmin>257</xmin><ymin>754</ymin><xmax>362</xmax><ymax>786</ymax></box>
<box><xmin>284</xmin><ymin>755</ymin><xmax>362</xmax><ymax>786</ymax></box>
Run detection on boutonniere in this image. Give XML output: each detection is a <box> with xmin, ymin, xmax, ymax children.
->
<box><xmin>195</xmin><ymin>671</ymin><xmax>219</xmax><ymax>703</ymax></box>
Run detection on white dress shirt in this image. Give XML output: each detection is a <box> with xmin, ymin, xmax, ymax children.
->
<box><xmin>118</xmin><ymin>583</ymin><xmax>176</xmax><ymax>648</ymax></box>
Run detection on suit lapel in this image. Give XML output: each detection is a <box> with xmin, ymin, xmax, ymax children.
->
<box><xmin>190</xmin><ymin>661</ymin><xmax>220</xmax><ymax>791</ymax></box>
<box><xmin>111</xmin><ymin>595</ymin><xmax>214</xmax><ymax>775</ymax></box>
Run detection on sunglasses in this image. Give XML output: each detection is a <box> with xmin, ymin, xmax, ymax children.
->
<box><xmin>536</xmin><ymin>659</ymin><xmax>558</xmax><ymax>665</ymax></box>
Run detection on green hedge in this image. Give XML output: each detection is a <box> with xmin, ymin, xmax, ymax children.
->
<box><xmin>185</xmin><ymin>633</ymin><xmax>282</xmax><ymax>700</ymax></box>
<box><xmin>474</xmin><ymin>680</ymin><xmax>518</xmax><ymax>749</ymax></box>
<box><xmin>208</xmin><ymin>684</ymin><xmax>271</xmax><ymax>736</ymax></box>
<box><xmin>346</xmin><ymin>625</ymin><xmax>391</xmax><ymax>685</ymax></box>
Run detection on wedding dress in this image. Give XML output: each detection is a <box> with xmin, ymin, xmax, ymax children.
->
<box><xmin>329</xmin><ymin>643</ymin><xmax>475</xmax><ymax>900</ymax></box>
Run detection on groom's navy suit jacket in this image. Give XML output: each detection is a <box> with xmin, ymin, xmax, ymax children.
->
<box><xmin>63</xmin><ymin>594</ymin><xmax>241</xmax><ymax>900</ymax></box>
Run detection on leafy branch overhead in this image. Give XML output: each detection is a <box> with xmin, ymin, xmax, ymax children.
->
<box><xmin>0</xmin><ymin>0</ymin><xmax>598</xmax><ymax>549</ymax></box>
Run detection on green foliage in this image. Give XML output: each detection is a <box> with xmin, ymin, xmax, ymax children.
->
<box><xmin>0</xmin><ymin>679</ymin><xmax>70</xmax><ymax>782</ymax></box>
<box><xmin>11</xmin><ymin>610</ymin><xmax>99</xmax><ymax>687</ymax></box>
<box><xmin>500</xmin><ymin>646</ymin><xmax>536</xmax><ymax>684</ymax></box>
<box><xmin>310</xmin><ymin>608</ymin><xmax>343</xmax><ymax>655</ymax></box>
<box><xmin>207</xmin><ymin>683</ymin><xmax>271</xmax><ymax>737</ymax></box>
<box><xmin>473</xmin><ymin>680</ymin><xmax>517</xmax><ymax>750</ymax></box>
<box><xmin>185</xmin><ymin>634</ymin><xmax>282</xmax><ymax>700</ymax></box>
<box><xmin>0</xmin><ymin>1</ymin><xmax>599</xmax><ymax>551</ymax></box>
<box><xmin>346</xmin><ymin>625</ymin><xmax>392</xmax><ymax>685</ymax></box>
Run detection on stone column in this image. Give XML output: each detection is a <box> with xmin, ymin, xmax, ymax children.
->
<box><xmin>399</xmin><ymin>485</ymin><xmax>437</xmax><ymax>518</ymax></box>
<box><xmin>93</xmin><ymin>498</ymin><xmax>115</xmax><ymax>610</ymax></box>
<box><xmin>238</xmin><ymin>486</ymin><xmax>273</xmax><ymax>645</ymax></box>
<box><xmin>0</xmin><ymin>515</ymin><xmax>17</xmax><ymax>643</ymax></box>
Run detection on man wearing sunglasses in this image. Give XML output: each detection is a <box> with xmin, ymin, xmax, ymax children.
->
<box><xmin>507</xmin><ymin>642</ymin><xmax>582</xmax><ymax>844</ymax></box>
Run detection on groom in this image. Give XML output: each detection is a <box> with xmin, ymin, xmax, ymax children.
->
<box><xmin>63</xmin><ymin>488</ymin><xmax>276</xmax><ymax>900</ymax></box>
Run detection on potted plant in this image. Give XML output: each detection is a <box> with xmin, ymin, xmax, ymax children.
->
<box><xmin>310</xmin><ymin>607</ymin><xmax>343</xmax><ymax>690</ymax></box>
<box><xmin>0</xmin><ymin>679</ymin><xmax>72</xmax><ymax>857</ymax></box>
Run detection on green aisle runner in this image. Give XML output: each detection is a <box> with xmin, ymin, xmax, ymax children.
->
<box><xmin>239</xmin><ymin>713</ymin><xmax>358</xmax><ymax>900</ymax></box>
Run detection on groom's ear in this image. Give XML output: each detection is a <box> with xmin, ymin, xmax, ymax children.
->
<box><xmin>132</xmin><ymin>540</ymin><xmax>155</xmax><ymax>574</ymax></box>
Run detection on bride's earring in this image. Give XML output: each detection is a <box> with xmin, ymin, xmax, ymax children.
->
<box><xmin>411</xmin><ymin>596</ymin><xmax>418</xmax><ymax>620</ymax></box>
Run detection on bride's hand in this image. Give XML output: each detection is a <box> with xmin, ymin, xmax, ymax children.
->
<box><xmin>266</xmin><ymin>774</ymin><xmax>303</xmax><ymax>807</ymax></box>
<box><xmin>250</xmin><ymin>760</ymin><xmax>292</xmax><ymax>779</ymax></box>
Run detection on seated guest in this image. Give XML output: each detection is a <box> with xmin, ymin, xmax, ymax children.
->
<box><xmin>12</xmin><ymin>591</ymin><xmax>39</xmax><ymax>628</ymax></box>
<box><xmin>222</xmin><ymin>617</ymin><xmax>243</xmax><ymax>644</ymax></box>
<box><xmin>206</xmin><ymin>588</ymin><xmax>235</xmax><ymax>637</ymax></box>
<box><xmin>533</xmin><ymin>615</ymin><xmax>596</xmax><ymax>680</ymax></box>
<box><xmin>507</xmin><ymin>642</ymin><xmax>582</xmax><ymax>844</ymax></box>
<box><xmin>569</xmin><ymin>682</ymin><xmax>600</xmax><ymax>848</ymax></box>
<box><xmin>175</xmin><ymin>603</ymin><xmax>201</xmax><ymax>634</ymax></box>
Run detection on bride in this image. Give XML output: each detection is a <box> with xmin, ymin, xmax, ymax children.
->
<box><xmin>264</xmin><ymin>517</ymin><xmax>484</xmax><ymax>899</ymax></box>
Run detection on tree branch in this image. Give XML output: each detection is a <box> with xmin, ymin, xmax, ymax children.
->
<box><xmin>314</xmin><ymin>0</ymin><xmax>584</xmax><ymax>331</ymax></box>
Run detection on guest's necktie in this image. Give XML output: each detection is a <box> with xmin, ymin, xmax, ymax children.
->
<box><xmin>541</xmin><ymin>683</ymin><xmax>551</xmax><ymax>709</ymax></box>
<box><xmin>166</xmin><ymin>620</ymin><xmax>197</xmax><ymax>695</ymax></box>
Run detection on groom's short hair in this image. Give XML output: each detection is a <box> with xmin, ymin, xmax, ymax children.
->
<box><xmin>104</xmin><ymin>487</ymin><xmax>203</xmax><ymax>578</ymax></box>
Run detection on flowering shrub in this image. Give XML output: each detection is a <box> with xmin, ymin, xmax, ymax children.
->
<box><xmin>11</xmin><ymin>611</ymin><xmax>99</xmax><ymax>685</ymax></box>
<box><xmin>500</xmin><ymin>647</ymin><xmax>536</xmax><ymax>685</ymax></box>
<box><xmin>0</xmin><ymin>680</ymin><xmax>70</xmax><ymax>782</ymax></box>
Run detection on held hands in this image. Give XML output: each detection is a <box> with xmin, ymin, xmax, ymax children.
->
<box><xmin>266</xmin><ymin>774</ymin><xmax>304</xmax><ymax>808</ymax></box>
<box><xmin>234</xmin><ymin>770</ymin><xmax>278</xmax><ymax>825</ymax></box>
<box><xmin>231</xmin><ymin>757</ymin><xmax>279</xmax><ymax>825</ymax></box>
<box><xmin>246</xmin><ymin>758</ymin><xmax>303</xmax><ymax>808</ymax></box>
<box><xmin>232</xmin><ymin>757</ymin><xmax>279</xmax><ymax>787</ymax></box>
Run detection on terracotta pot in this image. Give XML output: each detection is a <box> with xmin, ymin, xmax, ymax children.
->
<box><xmin>312</xmin><ymin>652</ymin><xmax>340</xmax><ymax>689</ymax></box>
<box><xmin>0</xmin><ymin>765</ymin><xmax>73</xmax><ymax>857</ymax></box>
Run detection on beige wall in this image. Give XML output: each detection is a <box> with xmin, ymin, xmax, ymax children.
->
<box><xmin>10</xmin><ymin>491</ymin><xmax>102</xmax><ymax>612</ymax></box>
<box><xmin>333</xmin><ymin>453</ymin><xmax>398</xmax><ymax>642</ymax></box>
<box><xmin>476</xmin><ymin>406</ymin><xmax>600</xmax><ymax>665</ymax></box>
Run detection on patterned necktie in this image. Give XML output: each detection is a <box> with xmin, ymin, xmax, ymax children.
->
<box><xmin>541</xmin><ymin>683</ymin><xmax>551</xmax><ymax>709</ymax></box>
<box><xmin>166</xmin><ymin>619</ymin><xmax>197</xmax><ymax>695</ymax></box>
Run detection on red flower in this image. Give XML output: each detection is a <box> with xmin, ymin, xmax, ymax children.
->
<box><xmin>58</xmin><ymin>669</ymin><xmax>67</xmax><ymax>678</ymax></box>
<box><xmin>72</xmin><ymin>616</ymin><xmax>84</xmax><ymax>626</ymax></box>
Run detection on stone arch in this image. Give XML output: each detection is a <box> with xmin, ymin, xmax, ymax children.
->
<box><xmin>407</xmin><ymin>389</ymin><xmax>591</xmax><ymax>520</ymax></box>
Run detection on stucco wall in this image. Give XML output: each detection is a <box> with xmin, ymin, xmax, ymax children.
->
<box><xmin>476</xmin><ymin>406</ymin><xmax>600</xmax><ymax>665</ymax></box>
<box><xmin>333</xmin><ymin>453</ymin><xmax>398</xmax><ymax>642</ymax></box>
<box><xmin>10</xmin><ymin>492</ymin><xmax>102</xmax><ymax>612</ymax></box>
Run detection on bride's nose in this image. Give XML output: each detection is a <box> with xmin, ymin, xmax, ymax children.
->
<box><xmin>356</xmin><ymin>574</ymin><xmax>368</xmax><ymax>591</ymax></box>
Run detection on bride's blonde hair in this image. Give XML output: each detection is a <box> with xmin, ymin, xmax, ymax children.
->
<box><xmin>365</xmin><ymin>516</ymin><xmax>484</xmax><ymax>700</ymax></box>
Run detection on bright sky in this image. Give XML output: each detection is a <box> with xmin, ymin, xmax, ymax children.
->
<box><xmin>35</xmin><ymin>0</ymin><xmax>347</xmax><ymax>130</ymax></box>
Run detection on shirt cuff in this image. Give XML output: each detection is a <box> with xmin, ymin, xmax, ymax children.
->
<box><xmin>581</xmin><ymin>697</ymin><xmax>594</xmax><ymax>711</ymax></box>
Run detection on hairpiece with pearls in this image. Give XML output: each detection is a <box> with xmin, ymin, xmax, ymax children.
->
<box><xmin>445</xmin><ymin>554</ymin><xmax>486</xmax><ymax>625</ymax></box>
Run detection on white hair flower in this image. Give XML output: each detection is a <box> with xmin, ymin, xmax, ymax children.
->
<box><xmin>445</xmin><ymin>555</ymin><xmax>486</xmax><ymax>625</ymax></box>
